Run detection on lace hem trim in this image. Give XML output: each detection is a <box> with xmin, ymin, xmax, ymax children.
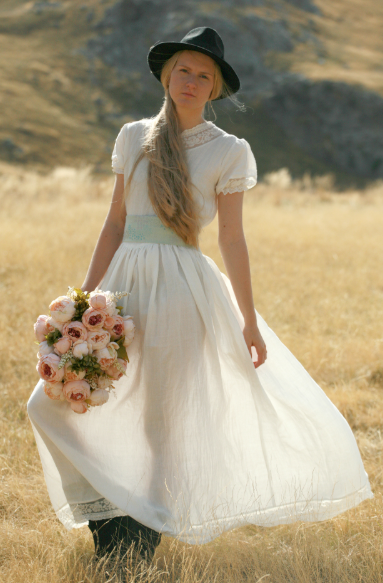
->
<box><xmin>57</xmin><ymin>498</ymin><xmax>128</xmax><ymax>529</ymax></box>
<box><xmin>218</xmin><ymin>176</ymin><xmax>257</xmax><ymax>195</ymax></box>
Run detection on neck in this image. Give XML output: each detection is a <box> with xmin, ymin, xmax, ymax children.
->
<box><xmin>176</xmin><ymin>108</ymin><xmax>206</xmax><ymax>132</ymax></box>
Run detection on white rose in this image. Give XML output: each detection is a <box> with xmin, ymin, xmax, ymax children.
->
<box><xmin>37</xmin><ymin>340</ymin><xmax>55</xmax><ymax>358</ymax></box>
<box><xmin>49</xmin><ymin>295</ymin><xmax>76</xmax><ymax>323</ymax></box>
<box><xmin>72</xmin><ymin>340</ymin><xmax>89</xmax><ymax>359</ymax></box>
<box><xmin>97</xmin><ymin>376</ymin><xmax>114</xmax><ymax>390</ymax></box>
<box><xmin>104</xmin><ymin>291</ymin><xmax>118</xmax><ymax>316</ymax></box>
<box><xmin>88</xmin><ymin>389</ymin><xmax>109</xmax><ymax>407</ymax></box>
<box><xmin>122</xmin><ymin>316</ymin><xmax>136</xmax><ymax>347</ymax></box>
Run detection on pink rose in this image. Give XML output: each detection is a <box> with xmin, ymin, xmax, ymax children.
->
<box><xmin>89</xmin><ymin>293</ymin><xmax>107</xmax><ymax>311</ymax></box>
<box><xmin>106</xmin><ymin>358</ymin><xmax>127</xmax><ymax>380</ymax></box>
<box><xmin>37</xmin><ymin>353</ymin><xmax>64</xmax><ymax>383</ymax></box>
<box><xmin>87</xmin><ymin>330</ymin><xmax>111</xmax><ymax>351</ymax></box>
<box><xmin>53</xmin><ymin>336</ymin><xmax>72</xmax><ymax>355</ymax></box>
<box><xmin>72</xmin><ymin>340</ymin><xmax>89</xmax><ymax>359</ymax></box>
<box><xmin>63</xmin><ymin>380</ymin><xmax>91</xmax><ymax>403</ymax></box>
<box><xmin>49</xmin><ymin>295</ymin><xmax>76</xmax><ymax>323</ymax></box>
<box><xmin>46</xmin><ymin>316</ymin><xmax>63</xmax><ymax>333</ymax></box>
<box><xmin>93</xmin><ymin>342</ymin><xmax>119</xmax><ymax>370</ymax></box>
<box><xmin>34</xmin><ymin>315</ymin><xmax>50</xmax><ymax>342</ymax></box>
<box><xmin>104</xmin><ymin>315</ymin><xmax>125</xmax><ymax>340</ymax></box>
<box><xmin>70</xmin><ymin>401</ymin><xmax>88</xmax><ymax>414</ymax></box>
<box><xmin>88</xmin><ymin>389</ymin><xmax>109</xmax><ymax>407</ymax></box>
<box><xmin>82</xmin><ymin>308</ymin><xmax>107</xmax><ymax>331</ymax></box>
<box><xmin>64</xmin><ymin>363</ymin><xmax>85</xmax><ymax>382</ymax></box>
<box><xmin>122</xmin><ymin>316</ymin><xmax>135</xmax><ymax>347</ymax></box>
<box><xmin>44</xmin><ymin>381</ymin><xmax>65</xmax><ymax>401</ymax></box>
<box><xmin>37</xmin><ymin>340</ymin><xmax>54</xmax><ymax>358</ymax></box>
<box><xmin>62</xmin><ymin>321</ymin><xmax>88</xmax><ymax>342</ymax></box>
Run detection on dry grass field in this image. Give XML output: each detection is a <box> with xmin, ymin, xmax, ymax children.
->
<box><xmin>1</xmin><ymin>165</ymin><xmax>383</xmax><ymax>582</ymax></box>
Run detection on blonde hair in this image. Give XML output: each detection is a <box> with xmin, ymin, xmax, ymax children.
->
<box><xmin>120</xmin><ymin>50</ymin><xmax>243</xmax><ymax>248</ymax></box>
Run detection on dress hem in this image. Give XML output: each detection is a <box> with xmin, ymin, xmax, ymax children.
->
<box><xmin>56</xmin><ymin>481</ymin><xmax>373</xmax><ymax>544</ymax></box>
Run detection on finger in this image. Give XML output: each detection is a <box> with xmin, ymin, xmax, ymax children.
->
<box><xmin>253</xmin><ymin>350</ymin><xmax>267</xmax><ymax>368</ymax></box>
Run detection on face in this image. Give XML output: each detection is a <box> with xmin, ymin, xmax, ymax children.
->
<box><xmin>168</xmin><ymin>50</ymin><xmax>216</xmax><ymax>111</ymax></box>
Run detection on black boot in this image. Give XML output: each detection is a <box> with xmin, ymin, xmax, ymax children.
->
<box><xmin>126</xmin><ymin>515</ymin><xmax>162</xmax><ymax>562</ymax></box>
<box><xmin>88</xmin><ymin>515</ymin><xmax>130</xmax><ymax>562</ymax></box>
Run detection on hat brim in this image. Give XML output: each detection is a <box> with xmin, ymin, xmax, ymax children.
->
<box><xmin>147</xmin><ymin>41</ymin><xmax>240</xmax><ymax>101</ymax></box>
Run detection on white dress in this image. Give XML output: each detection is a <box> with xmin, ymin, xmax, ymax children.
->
<box><xmin>27</xmin><ymin>119</ymin><xmax>373</xmax><ymax>545</ymax></box>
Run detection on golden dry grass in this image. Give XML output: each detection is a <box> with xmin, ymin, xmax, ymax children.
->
<box><xmin>1</xmin><ymin>164</ymin><xmax>383</xmax><ymax>582</ymax></box>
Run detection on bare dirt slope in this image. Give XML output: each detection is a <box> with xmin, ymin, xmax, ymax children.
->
<box><xmin>0</xmin><ymin>0</ymin><xmax>382</xmax><ymax>181</ymax></box>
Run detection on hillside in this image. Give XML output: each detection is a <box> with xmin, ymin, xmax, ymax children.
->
<box><xmin>0</xmin><ymin>0</ymin><xmax>382</xmax><ymax>184</ymax></box>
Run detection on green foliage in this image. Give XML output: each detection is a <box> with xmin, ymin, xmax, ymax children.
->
<box><xmin>116</xmin><ymin>305</ymin><xmax>123</xmax><ymax>314</ymax></box>
<box><xmin>70</xmin><ymin>354</ymin><xmax>103</xmax><ymax>377</ymax></box>
<box><xmin>116</xmin><ymin>336</ymin><xmax>129</xmax><ymax>363</ymax></box>
<box><xmin>71</xmin><ymin>288</ymin><xmax>90</xmax><ymax>322</ymax></box>
<box><xmin>45</xmin><ymin>328</ymin><xmax>62</xmax><ymax>346</ymax></box>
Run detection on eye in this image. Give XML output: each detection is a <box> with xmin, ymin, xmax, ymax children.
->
<box><xmin>180</xmin><ymin>68</ymin><xmax>208</xmax><ymax>79</ymax></box>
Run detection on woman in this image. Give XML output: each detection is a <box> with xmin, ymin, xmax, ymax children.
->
<box><xmin>27</xmin><ymin>27</ymin><xmax>373</xmax><ymax>567</ymax></box>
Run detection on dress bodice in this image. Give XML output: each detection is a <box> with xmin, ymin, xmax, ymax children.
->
<box><xmin>111</xmin><ymin>118</ymin><xmax>258</xmax><ymax>228</ymax></box>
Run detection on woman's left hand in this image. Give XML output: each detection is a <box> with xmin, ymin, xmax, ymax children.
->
<box><xmin>242</xmin><ymin>321</ymin><xmax>267</xmax><ymax>368</ymax></box>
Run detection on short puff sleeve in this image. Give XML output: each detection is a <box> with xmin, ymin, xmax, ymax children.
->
<box><xmin>215</xmin><ymin>138</ymin><xmax>257</xmax><ymax>196</ymax></box>
<box><xmin>111</xmin><ymin>124</ymin><xmax>127</xmax><ymax>174</ymax></box>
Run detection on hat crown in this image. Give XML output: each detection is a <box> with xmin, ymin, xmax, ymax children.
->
<box><xmin>180</xmin><ymin>27</ymin><xmax>224</xmax><ymax>60</ymax></box>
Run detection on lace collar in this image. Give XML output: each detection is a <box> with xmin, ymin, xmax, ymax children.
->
<box><xmin>180</xmin><ymin>120</ymin><xmax>213</xmax><ymax>135</ymax></box>
<box><xmin>180</xmin><ymin>121</ymin><xmax>223</xmax><ymax>149</ymax></box>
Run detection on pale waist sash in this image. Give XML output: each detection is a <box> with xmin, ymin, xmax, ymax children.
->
<box><xmin>122</xmin><ymin>215</ymin><xmax>196</xmax><ymax>249</ymax></box>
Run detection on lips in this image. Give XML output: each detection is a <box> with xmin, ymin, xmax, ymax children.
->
<box><xmin>182</xmin><ymin>92</ymin><xmax>195</xmax><ymax>97</ymax></box>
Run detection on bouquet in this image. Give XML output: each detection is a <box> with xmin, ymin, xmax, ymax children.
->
<box><xmin>34</xmin><ymin>287</ymin><xmax>135</xmax><ymax>414</ymax></box>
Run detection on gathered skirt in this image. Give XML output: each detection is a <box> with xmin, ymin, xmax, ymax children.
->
<box><xmin>27</xmin><ymin>240</ymin><xmax>373</xmax><ymax>544</ymax></box>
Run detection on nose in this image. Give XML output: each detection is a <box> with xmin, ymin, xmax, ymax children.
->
<box><xmin>185</xmin><ymin>73</ymin><xmax>197</xmax><ymax>88</ymax></box>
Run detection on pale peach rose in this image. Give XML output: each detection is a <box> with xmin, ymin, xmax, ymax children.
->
<box><xmin>88</xmin><ymin>389</ymin><xmax>109</xmax><ymax>407</ymax></box>
<box><xmin>70</xmin><ymin>401</ymin><xmax>88</xmax><ymax>414</ymax></box>
<box><xmin>122</xmin><ymin>316</ymin><xmax>135</xmax><ymax>347</ymax></box>
<box><xmin>46</xmin><ymin>316</ymin><xmax>63</xmax><ymax>333</ymax></box>
<box><xmin>93</xmin><ymin>342</ymin><xmax>119</xmax><ymax>370</ymax></box>
<box><xmin>106</xmin><ymin>358</ymin><xmax>127</xmax><ymax>380</ymax></box>
<box><xmin>49</xmin><ymin>295</ymin><xmax>76</xmax><ymax>323</ymax></box>
<box><xmin>82</xmin><ymin>308</ymin><xmax>107</xmax><ymax>331</ymax></box>
<box><xmin>37</xmin><ymin>353</ymin><xmax>64</xmax><ymax>383</ymax></box>
<box><xmin>63</xmin><ymin>380</ymin><xmax>91</xmax><ymax>403</ymax></box>
<box><xmin>34</xmin><ymin>315</ymin><xmax>50</xmax><ymax>342</ymax></box>
<box><xmin>62</xmin><ymin>321</ymin><xmax>88</xmax><ymax>342</ymax></box>
<box><xmin>44</xmin><ymin>381</ymin><xmax>65</xmax><ymax>401</ymax></box>
<box><xmin>37</xmin><ymin>340</ymin><xmax>54</xmax><ymax>358</ymax></box>
<box><xmin>87</xmin><ymin>329</ymin><xmax>111</xmax><ymax>351</ymax></box>
<box><xmin>104</xmin><ymin>315</ymin><xmax>125</xmax><ymax>340</ymax></box>
<box><xmin>64</xmin><ymin>363</ymin><xmax>86</xmax><ymax>382</ymax></box>
<box><xmin>72</xmin><ymin>340</ymin><xmax>89</xmax><ymax>359</ymax></box>
<box><xmin>104</xmin><ymin>316</ymin><xmax>115</xmax><ymax>328</ymax></box>
<box><xmin>53</xmin><ymin>336</ymin><xmax>72</xmax><ymax>355</ymax></box>
<box><xmin>89</xmin><ymin>293</ymin><xmax>107</xmax><ymax>311</ymax></box>
<box><xmin>97</xmin><ymin>376</ymin><xmax>114</xmax><ymax>390</ymax></box>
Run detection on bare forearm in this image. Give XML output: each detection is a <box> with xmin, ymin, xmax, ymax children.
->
<box><xmin>218</xmin><ymin>236</ymin><xmax>257</xmax><ymax>325</ymax></box>
<box><xmin>81</xmin><ymin>221</ymin><xmax>124</xmax><ymax>292</ymax></box>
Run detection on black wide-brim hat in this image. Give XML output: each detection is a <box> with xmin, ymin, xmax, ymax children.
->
<box><xmin>147</xmin><ymin>27</ymin><xmax>240</xmax><ymax>101</ymax></box>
